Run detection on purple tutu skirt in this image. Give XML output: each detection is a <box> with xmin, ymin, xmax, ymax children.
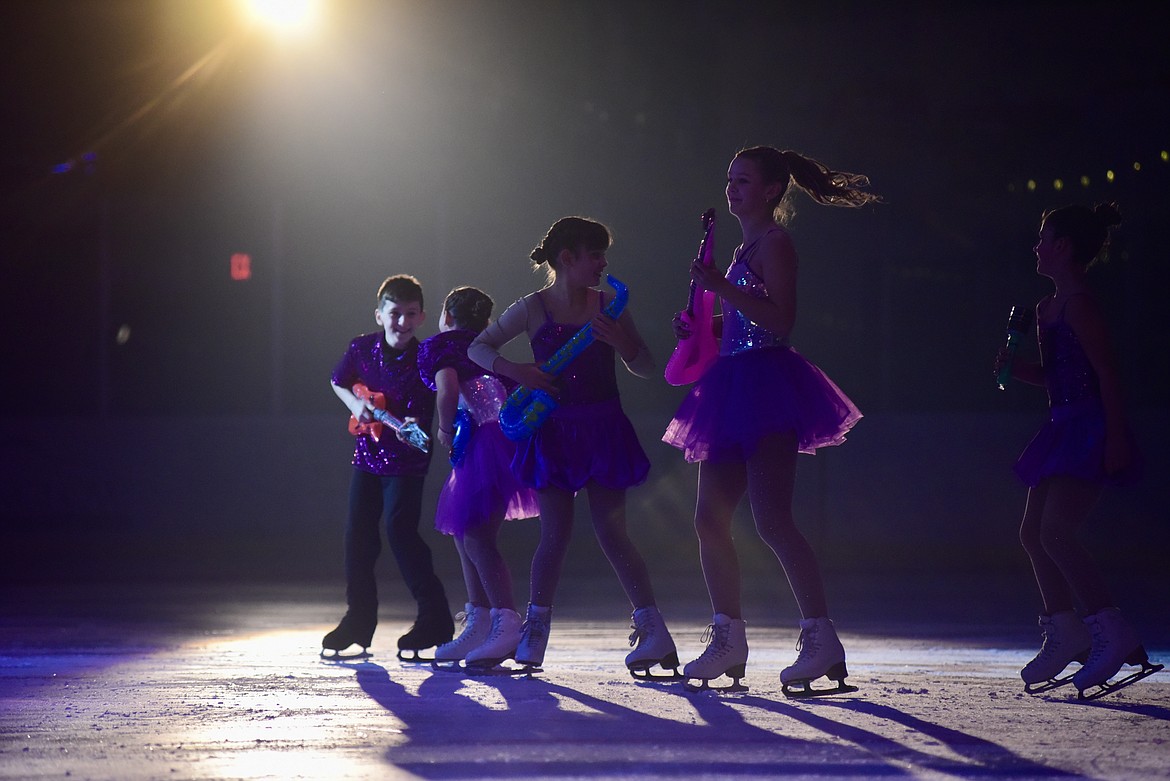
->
<box><xmin>435</xmin><ymin>421</ymin><xmax>539</xmax><ymax>536</ymax></box>
<box><xmin>512</xmin><ymin>398</ymin><xmax>650</xmax><ymax>492</ymax></box>
<box><xmin>663</xmin><ymin>346</ymin><xmax>861</xmax><ymax>463</ymax></box>
<box><xmin>1014</xmin><ymin>399</ymin><xmax>1141</xmax><ymax>488</ymax></box>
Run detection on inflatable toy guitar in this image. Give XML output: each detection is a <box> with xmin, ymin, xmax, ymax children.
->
<box><xmin>348</xmin><ymin>383</ymin><xmax>431</xmax><ymax>453</ymax></box>
<box><xmin>664</xmin><ymin>208</ymin><xmax>718</xmax><ymax>386</ymax></box>
<box><xmin>449</xmin><ymin>406</ymin><xmax>473</xmax><ymax>467</ymax></box>
<box><xmin>498</xmin><ymin>274</ymin><xmax>629</xmax><ymax>441</ymax></box>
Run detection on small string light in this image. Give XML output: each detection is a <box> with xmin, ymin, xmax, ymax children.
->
<box><xmin>1009</xmin><ymin>147</ymin><xmax>1167</xmax><ymax>193</ymax></box>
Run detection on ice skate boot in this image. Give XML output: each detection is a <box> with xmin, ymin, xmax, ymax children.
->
<box><xmin>1020</xmin><ymin>610</ymin><xmax>1091</xmax><ymax>693</ymax></box>
<box><xmin>432</xmin><ymin>604</ymin><xmax>490</xmax><ymax>670</ymax></box>
<box><xmin>625</xmin><ymin>605</ymin><xmax>681</xmax><ymax>681</ymax></box>
<box><xmin>465</xmin><ymin>608</ymin><xmax>523</xmax><ymax>672</ymax></box>
<box><xmin>321</xmin><ymin>613</ymin><xmax>375</xmax><ymax>659</ymax></box>
<box><xmin>682</xmin><ymin>613</ymin><xmax>748</xmax><ymax>692</ymax></box>
<box><xmin>780</xmin><ymin>617</ymin><xmax>858</xmax><ymax>698</ymax></box>
<box><xmin>397</xmin><ymin>605</ymin><xmax>455</xmax><ymax>663</ymax></box>
<box><xmin>513</xmin><ymin>604</ymin><xmax>552</xmax><ymax>673</ymax></box>
<box><xmin>1074</xmin><ymin>608</ymin><xmax>1164</xmax><ymax>700</ymax></box>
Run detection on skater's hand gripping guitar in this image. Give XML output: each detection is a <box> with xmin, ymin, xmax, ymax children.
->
<box><xmin>498</xmin><ymin>274</ymin><xmax>629</xmax><ymax>441</ymax></box>
<box><xmin>664</xmin><ymin>209</ymin><xmax>719</xmax><ymax>386</ymax></box>
<box><xmin>347</xmin><ymin>383</ymin><xmax>431</xmax><ymax>453</ymax></box>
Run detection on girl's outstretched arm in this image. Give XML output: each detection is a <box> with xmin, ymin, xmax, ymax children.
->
<box><xmin>468</xmin><ymin>295</ymin><xmax>559</xmax><ymax>394</ymax></box>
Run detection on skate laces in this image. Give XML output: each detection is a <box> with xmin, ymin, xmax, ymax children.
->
<box><xmin>485</xmin><ymin>615</ymin><xmax>508</xmax><ymax>644</ymax></box>
<box><xmin>1033</xmin><ymin>620</ymin><xmax>1059</xmax><ymax>659</ymax></box>
<box><xmin>792</xmin><ymin>624</ymin><xmax>820</xmax><ymax>663</ymax></box>
<box><xmin>695</xmin><ymin>622</ymin><xmax>729</xmax><ymax>662</ymax></box>
<box><xmin>628</xmin><ymin>611</ymin><xmax>654</xmax><ymax>648</ymax></box>
<box><xmin>1084</xmin><ymin>616</ymin><xmax>1109</xmax><ymax>665</ymax></box>
<box><xmin>522</xmin><ymin>612</ymin><xmax>549</xmax><ymax>643</ymax></box>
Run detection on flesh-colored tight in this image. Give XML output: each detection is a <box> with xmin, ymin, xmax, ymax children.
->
<box><xmin>528</xmin><ymin>482</ymin><xmax>655</xmax><ymax>609</ymax></box>
<box><xmin>694</xmin><ymin>430</ymin><xmax>829</xmax><ymax>620</ymax></box>
<box><xmin>1019</xmin><ymin>475</ymin><xmax>1112</xmax><ymax>615</ymax></box>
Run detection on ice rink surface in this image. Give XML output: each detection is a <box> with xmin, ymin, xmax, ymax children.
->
<box><xmin>2</xmin><ymin>580</ymin><xmax>1167</xmax><ymax>781</ymax></box>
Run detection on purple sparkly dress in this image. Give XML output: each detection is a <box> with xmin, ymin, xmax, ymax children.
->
<box><xmin>1013</xmin><ymin>305</ymin><xmax>1139</xmax><ymax>487</ymax></box>
<box><xmin>663</xmin><ymin>234</ymin><xmax>861</xmax><ymax>462</ymax></box>
<box><xmin>513</xmin><ymin>294</ymin><xmax>650</xmax><ymax>492</ymax></box>
<box><xmin>418</xmin><ymin>330</ymin><xmax>539</xmax><ymax>535</ymax></box>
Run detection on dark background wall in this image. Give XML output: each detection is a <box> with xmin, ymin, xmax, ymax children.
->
<box><xmin>1</xmin><ymin>2</ymin><xmax>1167</xmax><ymax>595</ymax></box>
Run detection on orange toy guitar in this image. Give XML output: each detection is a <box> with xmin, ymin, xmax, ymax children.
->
<box><xmin>348</xmin><ymin>383</ymin><xmax>431</xmax><ymax>453</ymax></box>
<box><xmin>664</xmin><ymin>208</ymin><xmax>718</xmax><ymax>386</ymax></box>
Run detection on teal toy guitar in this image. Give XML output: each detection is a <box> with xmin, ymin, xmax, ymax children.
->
<box><xmin>498</xmin><ymin>274</ymin><xmax>629</xmax><ymax>441</ymax></box>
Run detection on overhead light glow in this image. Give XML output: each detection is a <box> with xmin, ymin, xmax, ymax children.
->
<box><xmin>242</xmin><ymin>0</ymin><xmax>322</xmax><ymax>37</ymax></box>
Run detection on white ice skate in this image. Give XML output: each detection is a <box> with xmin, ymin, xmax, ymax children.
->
<box><xmin>1074</xmin><ymin>608</ymin><xmax>1164</xmax><ymax>700</ymax></box>
<box><xmin>625</xmin><ymin>605</ymin><xmax>681</xmax><ymax>681</ymax></box>
<box><xmin>682</xmin><ymin>613</ymin><xmax>748</xmax><ymax>692</ymax></box>
<box><xmin>1020</xmin><ymin>610</ymin><xmax>1091</xmax><ymax>693</ymax></box>
<box><xmin>780</xmin><ymin>617</ymin><xmax>857</xmax><ymax>698</ymax></box>
<box><xmin>432</xmin><ymin>604</ymin><xmax>490</xmax><ymax>671</ymax></box>
<box><xmin>465</xmin><ymin>608</ymin><xmax>523</xmax><ymax>672</ymax></box>
<box><xmin>513</xmin><ymin>604</ymin><xmax>552</xmax><ymax>673</ymax></box>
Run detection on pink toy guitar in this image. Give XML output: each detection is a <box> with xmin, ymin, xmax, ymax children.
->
<box><xmin>664</xmin><ymin>208</ymin><xmax>718</xmax><ymax>386</ymax></box>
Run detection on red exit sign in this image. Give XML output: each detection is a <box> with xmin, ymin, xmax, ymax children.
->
<box><xmin>230</xmin><ymin>253</ymin><xmax>252</xmax><ymax>281</ymax></box>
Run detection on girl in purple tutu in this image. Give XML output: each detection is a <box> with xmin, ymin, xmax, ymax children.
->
<box><xmin>998</xmin><ymin>203</ymin><xmax>1157</xmax><ymax>698</ymax></box>
<box><xmin>469</xmin><ymin>217</ymin><xmax>680</xmax><ymax>678</ymax></box>
<box><xmin>418</xmin><ymin>287</ymin><xmax>540</xmax><ymax>669</ymax></box>
<box><xmin>664</xmin><ymin>146</ymin><xmax>879</xmax><ymax>695</ymax></box>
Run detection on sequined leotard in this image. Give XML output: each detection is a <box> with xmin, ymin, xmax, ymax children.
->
<box><xmin>417</xmin><ymin>329</ymin><xmax>538</xmax><ymax>533</ymax></box>
<box><xmin>663</xmin><ymin>229</ymin><xmax>861</xmax><ymax>462</ymax></box>
<box><xmin>1013</xmin><ymin>297</ymin><xmax>1138</xmax><ymax>487</ymax></box>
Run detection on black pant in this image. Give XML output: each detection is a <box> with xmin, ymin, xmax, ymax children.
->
<box><xmin>344</xmin><ymin>470</ymin><xmax>447</xmax><ymax>625</ymax></box>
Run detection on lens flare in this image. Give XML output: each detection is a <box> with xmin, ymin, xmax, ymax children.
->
<box><xmin>242</xmin><ymin>0</ymin><xmax>322</xmax><ymax>37</ymax></box>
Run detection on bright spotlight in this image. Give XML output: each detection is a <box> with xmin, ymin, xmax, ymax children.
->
<box><xmin>242</xmin><ymin>0</ymin><xmax>322</xmax><ymax>37</ymax></box>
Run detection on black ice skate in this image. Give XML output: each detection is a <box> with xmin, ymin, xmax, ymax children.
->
<box><xmin>397</xmin><ymin>610</ymin><xmax>454</xmax><ymax>663</ymax></box>
<box><xmin>320</xmin><ymin>614</ymin><xmax>375</xmax><ymax>660</ymax></box>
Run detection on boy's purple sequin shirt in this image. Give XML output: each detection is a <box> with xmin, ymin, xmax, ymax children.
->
<box><xmin>332</xmin><ymin>332</ymin><xmax>435</xmax><ymax>476</ymax></box>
